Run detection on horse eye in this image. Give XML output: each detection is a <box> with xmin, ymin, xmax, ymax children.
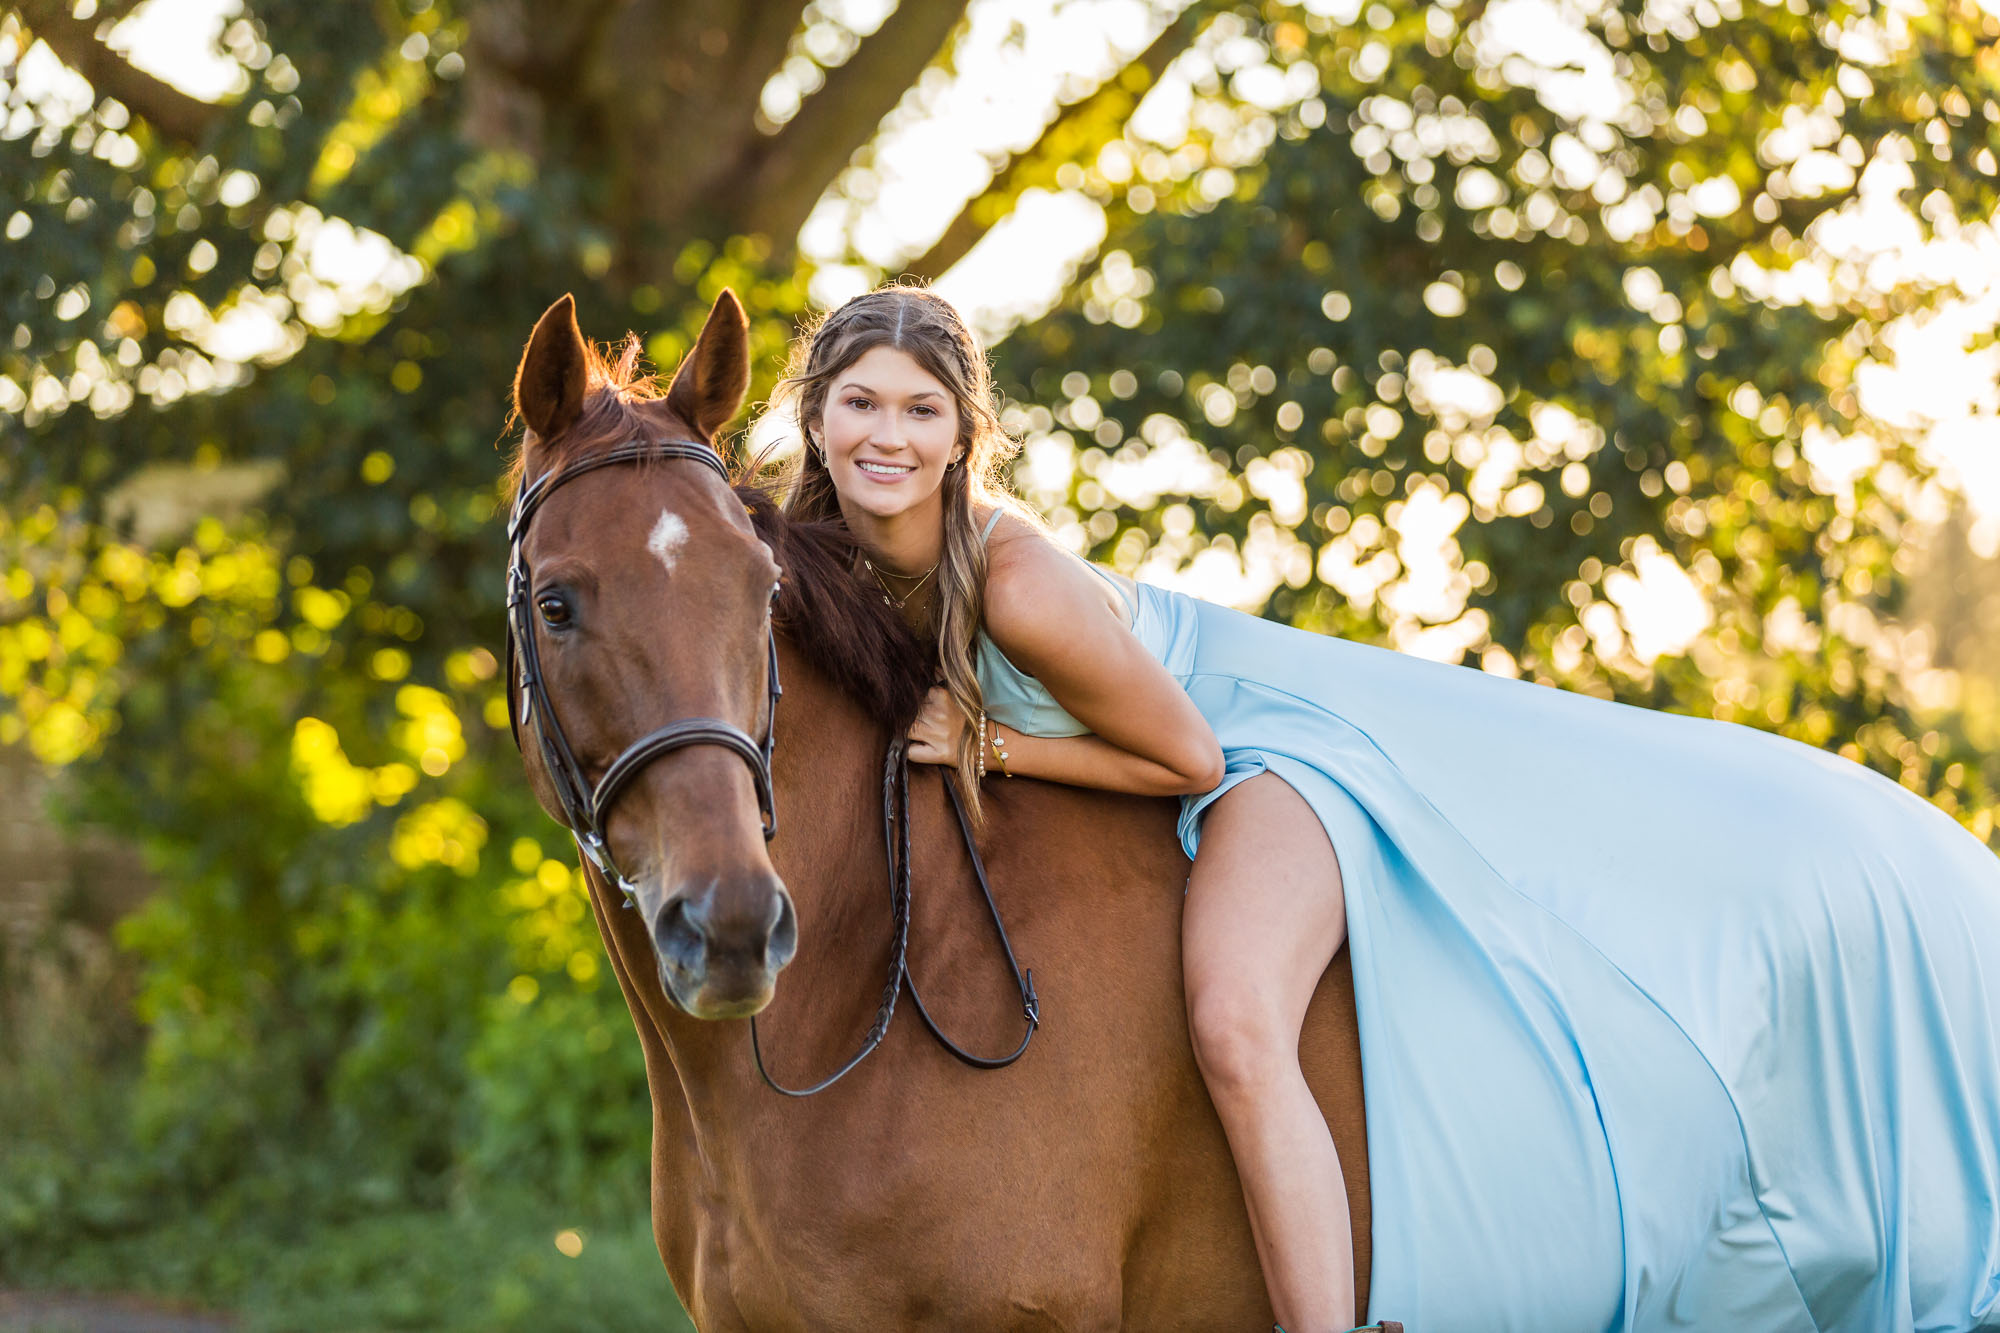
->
<box><xmin>537</xmin><ymin>592</ymin><xmax>573</xmax><ymax>628</ymax></box>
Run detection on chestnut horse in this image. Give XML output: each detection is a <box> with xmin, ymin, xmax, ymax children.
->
<box><xmin>505</xmin><ymin>290</ymin><xmax>1371</xmax><ymax>1330</ymax></box>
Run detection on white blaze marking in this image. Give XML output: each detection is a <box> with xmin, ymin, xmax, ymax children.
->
<box><xmin>648</xmin><ymin>508</ymin><xmax>690</xmax><ymax>573</ymax></box>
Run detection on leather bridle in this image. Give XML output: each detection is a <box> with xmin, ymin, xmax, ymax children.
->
<box><xmin>503</xmin><ymin>437</ymin><xmax>1037</xmax><ymax>1096</ymax></box>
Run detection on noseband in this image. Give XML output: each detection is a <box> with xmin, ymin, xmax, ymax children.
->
<box><xmin>505</xmin><ymin>439</ymin><xmax>780</xmax><ymax>905</ymax></box>
<box><xmin>503</xmin><ymin>436</ymin><xmax>1037</xmax><ymax>1094</ymax></box>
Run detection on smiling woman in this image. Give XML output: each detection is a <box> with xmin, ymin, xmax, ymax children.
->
<box><xmin>753</xmin><ymin>283</ymin><xmax>1038</xmax><ymax>828</ymax></box>
<box><xmin>756</xmin><ymin>283</ymin><xmax>1227</xmax><ymax>821</ymax></box>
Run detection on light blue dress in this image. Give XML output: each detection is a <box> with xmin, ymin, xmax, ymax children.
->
<box><xmin>973</xmin><ymin>508</ymin><xmax>2000</xmax><ymax>1331</ymax></box>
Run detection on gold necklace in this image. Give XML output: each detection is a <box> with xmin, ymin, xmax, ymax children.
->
<box><xmin>863</xmin><ymin>554</ymin><xmax>939</xmax><ymax>609</ymax></box>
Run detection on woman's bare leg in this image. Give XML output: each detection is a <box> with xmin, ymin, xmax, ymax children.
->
<box><xmin>1183</xmin><ymin>771</ymin><xmax>1354</xmax><ymax>1331</ymax></box>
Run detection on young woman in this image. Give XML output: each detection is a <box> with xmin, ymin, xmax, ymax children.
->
<box><xmin>756</xmin><ymin>282</ymin><xmax>2000</xmax><ymax>1333</ymax></box>
<box><xmin>761</xmin><ymin>282</ymin><xmax>1377</xmax><ymax>1333</ymax></box>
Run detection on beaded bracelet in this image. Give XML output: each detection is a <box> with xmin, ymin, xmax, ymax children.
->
<box><xmin>975</xmin><ymin>709</ymin><xmax>987</xmax><ymax>781</ymax></box>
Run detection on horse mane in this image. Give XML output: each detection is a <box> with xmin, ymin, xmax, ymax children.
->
<box><xmin>734</xmin><ymin>487</ymin><xmax>935</xmax><ymax>732</ymax></box>
<box><xmin>506</xmin><ymin>337</ymin><xmax>933</xmax><ymax>732</ymax></box>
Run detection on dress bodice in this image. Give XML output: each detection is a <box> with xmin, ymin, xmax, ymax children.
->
<box><xmin>973</xmin><ymin>507</ymin><xmax>1147</xmax><ymax>738</ymax></box>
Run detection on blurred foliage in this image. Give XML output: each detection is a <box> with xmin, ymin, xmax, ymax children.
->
<box><xmin>997</xmin><ymin>0</ymin><xmax>2000</xmax><ymax>841</ymax></box>
<box><xmin>1</xmin><ymin>0</ymin><xmax>1998</xmax><ymax>1313</ymax></box>
<box><xmin>1</xmin><ymin>898</ymin><xmax>675</xmax><ymax>1330</ymax></box>
<box><xmin>0</xmin><ymin>0</ymin><xmax>828</xmax><ymax>1296</ymax></box>
<box><xmin>5</xmin><ymin>1172</ymin><xmax>688</xmax><ymax>1332</ymax></box>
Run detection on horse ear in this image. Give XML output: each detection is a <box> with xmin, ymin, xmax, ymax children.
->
<box><xmin>515</xmin><ymin>294</ymin><xmax>589</xmax><ymax>442</ymax></box>
<box><xmin>664</xmin><ymin>289</ymin><xmax>750</xmax><ymax>442</ymax></box>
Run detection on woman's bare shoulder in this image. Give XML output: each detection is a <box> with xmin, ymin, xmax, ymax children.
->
<box><xmin>981</xmin><ymin>513</ymin><xmax>1110</xmax><ymax>648</ymax></box>
<box><xmin>983</xmin><ymin>509</ymin><xmax>1065</xmax><ymax>588</ymax></box>
<box><xmin>980</xmin><ymin>506</ymin><xmax>1047</xmax><ymax>567</ymax></box>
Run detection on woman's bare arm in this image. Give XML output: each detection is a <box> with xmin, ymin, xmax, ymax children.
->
<box><xmin>982</xmin><ymin>727</ymin><xmax>1217</xmax><ymax>797</ymax></box>
<box><xmin>904</xmin><ymin>521</ymin><xmax>1224</xmax><ymax>797</ymax></box>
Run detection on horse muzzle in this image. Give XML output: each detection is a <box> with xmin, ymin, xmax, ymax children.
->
<box><xmin>650</xmin><ymin>875</ymin><xmax>798</xmax><ymax>1019</ymax></box>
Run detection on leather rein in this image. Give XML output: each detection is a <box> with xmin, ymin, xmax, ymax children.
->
<box><xmin>504</xmin><ymin>438</ymin><xmax>1038</xmax><ymax>1096</ymax></box>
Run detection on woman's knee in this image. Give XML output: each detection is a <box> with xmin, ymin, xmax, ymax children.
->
<box><xmin>1185</xmin><ymin>975</ymin><xmax>1297</xmax><ymax>1098</ymax></box>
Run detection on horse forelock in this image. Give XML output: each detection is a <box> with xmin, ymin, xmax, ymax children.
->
<box><xmin>505</xmin><ymin>336</ymin><xmax>677</xmax><ymax>500</ymax></box>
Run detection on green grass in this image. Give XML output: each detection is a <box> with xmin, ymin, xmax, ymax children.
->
<box><xmin>4</xmin><ymin>1195</ymin><xmax>693</xmax><ymax>1333</ymax></box>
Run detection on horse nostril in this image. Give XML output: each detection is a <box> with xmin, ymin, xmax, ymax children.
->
<box><xmin>653</xmin><ymin>895</ymin><xmax>709</xmax><ymax>978</ymax></box>
<box><xmin>766</xmin><ymin>888</ymin><xmax>798</xmax><ymax>973</ymax></box>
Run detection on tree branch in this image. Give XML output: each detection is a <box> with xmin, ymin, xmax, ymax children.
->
<box><xmin>585</xmin><ymin>0</ymin><xmax>818</xmax><ymax>284</ymax></box>
<box><xmin>722</xmin><ymin>0</ymin><xmax>973</xmax><ymax>251</ymax></box>
<box><xmin>729</xmin><ymin>0</ymin><xmax>812</xmax><ymax>102</ymax></box>
<box><xmin>903</xmin><ymin>4</ymin><xmax>1205</xmax><ymax>281</ymax></box>
<box><xmin>10</xmin><ymin>0</ymin><xmax>223</xmax><ymax>144</ymax></box>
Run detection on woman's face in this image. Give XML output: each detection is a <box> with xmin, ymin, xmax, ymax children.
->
<box><xmin>814</xmin><ymin>345</ymin><xmax>962</xmax><ymax>527</ymax></box>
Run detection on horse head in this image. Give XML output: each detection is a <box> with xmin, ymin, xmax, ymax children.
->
<box><xmin>508</xmin><ymin>291</ymin><xmax>795</xmax><ymax>1019</ymax></box>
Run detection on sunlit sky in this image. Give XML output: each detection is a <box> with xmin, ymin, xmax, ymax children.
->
<box><xmin>24</xmin><ymin>0</ymin><xmax>2000</xmax><ymax>672</ymax></box>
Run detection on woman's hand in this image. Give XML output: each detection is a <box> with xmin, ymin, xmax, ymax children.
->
<box><xmin>907</xmin><ymin>684</ymin><xmax>970</xmax><ymax>765</ymax></box>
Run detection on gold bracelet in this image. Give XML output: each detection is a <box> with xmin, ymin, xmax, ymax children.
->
<box><xmin>989</xmin><ymin>722</ymin><xmax>1012</xmax><ymax>778</ymax></box>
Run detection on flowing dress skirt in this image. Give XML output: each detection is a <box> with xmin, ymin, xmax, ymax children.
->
<box><xmin>1126</xmin><ymin>578</ymin><xmax>2000</xmax><ymax>1332</ymax></box>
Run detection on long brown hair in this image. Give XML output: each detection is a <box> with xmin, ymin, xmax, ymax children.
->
<box><xmin>747</xmin><ymin>282</ymin><xmax>1040</xmax><ymax>826</ymax></box>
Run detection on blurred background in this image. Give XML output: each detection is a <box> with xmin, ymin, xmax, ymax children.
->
<box><xmin>2</xmin><ymin>0</ymin><xmax>1998</xmax><ymax>1328</ymax></box>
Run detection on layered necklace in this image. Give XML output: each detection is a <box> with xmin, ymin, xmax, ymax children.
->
<box><xmin>863</xmin><ymin>552</ymin><xmax>940</xmax><ymax>609</ymax></box>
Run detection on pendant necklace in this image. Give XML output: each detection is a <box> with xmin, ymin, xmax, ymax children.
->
<box><xmin>864</xmin><ymin>554</ymin><xmax>939</xmax><ymax>609</ymax></box>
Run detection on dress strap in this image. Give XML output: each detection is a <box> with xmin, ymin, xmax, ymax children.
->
<box><xmin>979</xmin><ymin>508</ymin><xmax>1003</xmax><ymax>544</ymax></box>
<box><xmin>1084</xmin><ymin>559</ymin><xmax>1139</xmax><ymax>622</ymax></box>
